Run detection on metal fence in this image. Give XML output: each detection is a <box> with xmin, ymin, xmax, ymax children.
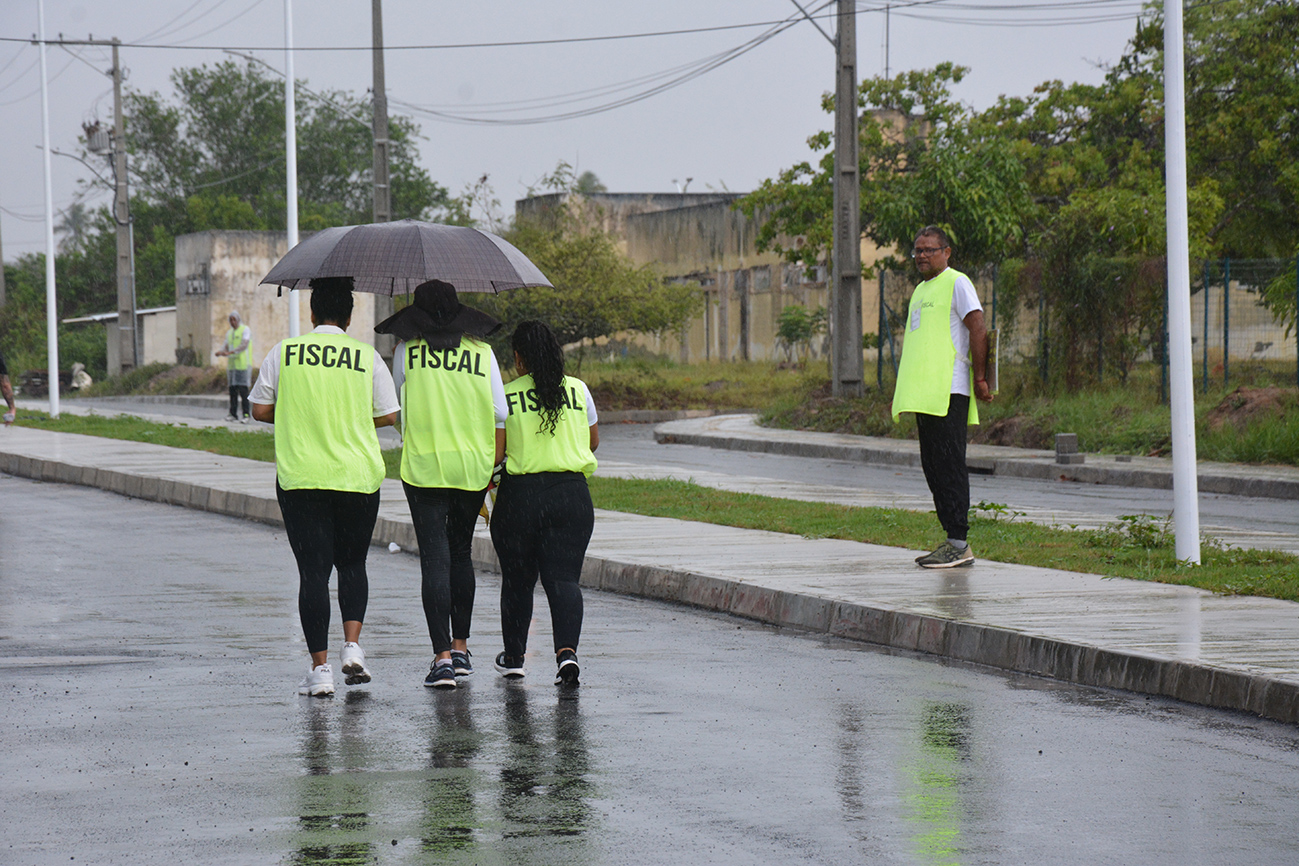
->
<box><xmin>876</xmin><ymin>257</ymin><xmax>1299</xmax><ymax>393</ymax></box>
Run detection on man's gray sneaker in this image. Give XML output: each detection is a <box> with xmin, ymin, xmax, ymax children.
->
<box><xmin>916</xmin><ymin>541</ymin><xmax>975</xmax><ymax>569</ymax></box>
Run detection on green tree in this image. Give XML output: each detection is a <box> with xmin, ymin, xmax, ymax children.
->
<box><xmin>742</xmin><ymin>63</ymin><xmax>1031</xmax><ymax>275</ymax></box>
<box><xmin>475</xmin><ymin>210</ymin><xmax>702</xmax><ymax>368</ymax></box>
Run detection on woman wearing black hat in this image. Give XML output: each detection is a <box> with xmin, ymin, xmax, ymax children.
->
<box><xmin>376</xmin><ymin>279</ymin><xmax>506</xmax><ymax>690</ymax></box>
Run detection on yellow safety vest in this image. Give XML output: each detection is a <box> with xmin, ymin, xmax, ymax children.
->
<box><xmin>399</xmin><ymin>336</ymin><xmax>496</xmax><ymax>491</ymax></box>
<box><xmin>503</xmin><ymin>374</ymin><xmax>597</xmax><ymax>477</ymax></box>
<box><xmin>274</xmin><ymin>332</ymin><xmax>385</xmax><ymax>492</ymax></box>
<box><xmin>226</xmin><ymin>325</ymin><xmax>252</xmax><ymax>370</ymax></box>
<box><xmin>891</xmin><ymin>268</ymin><xmax>978</xmax><ymax>425</ymax></box>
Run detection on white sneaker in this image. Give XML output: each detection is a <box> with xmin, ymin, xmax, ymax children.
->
<box><xmin>340</xmin><ymin>642</ymin><xmax>371</xmax><ymax>685</ymax></box>
<box><xmin>298</xmin><ymin>663</ymin><xmax>335</xmax><ymax>696</ymax></box>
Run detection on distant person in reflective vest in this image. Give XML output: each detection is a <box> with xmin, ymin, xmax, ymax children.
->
<box><xmin>490</xmin><ymin>320</ymin><xmax>598</xmax><ymax>686</ymax></box>
<box><xmin>215</xmin><ymin>310</ymin><xmax>253</xmax><ymax>423</ymax></box>
<box><xmin>249</xmin><ymin>277</ymin><xmax>400</xmax><ymax>697</ymax></box>
<box><xmin>376</xmin><ymin>279</ymin><xmax>507</xmax><ymax>690</ymax></box>
<box><xmin>891</xmin><ymin>225</ymin><xmax>993</xmax><ymax>569</ymax></box>
<box><xmin>0</xmin><ymin>350</ymin><xmax>15</xmax><ymax>425</ymax></box>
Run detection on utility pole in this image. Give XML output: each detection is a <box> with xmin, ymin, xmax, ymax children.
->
<box><xmin>284</xmin><ymin>0</ymin><xmax>300</xmax><ymax>337</ymax></box>
<box><xmin>110</xmin><ymin>40</ymin><xmax>136</xmax><ymax>374</ymax></box>
<box><xmin>371</xmin><ymin>0</ymin><xmax>395</xmax><ymax>356</ymax></box>
<box><xmin>831</xmin><ymin>0</ymin><xmax>864</xmax><ymax>397</ymax></box>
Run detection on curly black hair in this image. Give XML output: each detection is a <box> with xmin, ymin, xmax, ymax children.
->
<box><xmin>511</xmin><ymin>320</ymin><xmax>566</xmax><ymax>436</ymax></box>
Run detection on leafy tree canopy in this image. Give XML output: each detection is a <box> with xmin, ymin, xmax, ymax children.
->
<box><xmin>470</xmin><ymin>166</ymin><xmax>702</xmax><ymax>365</ymax></box>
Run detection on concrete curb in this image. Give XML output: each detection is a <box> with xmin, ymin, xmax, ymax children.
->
<box><xmin>655</xmin><ymin>419</ymin><xmax>1299</xmax><ymax>501</ymax></box>
<box><xmin>3</xmin><ymin>446</ymin><xmax>1297</xmax><ymax>725</ymax></box>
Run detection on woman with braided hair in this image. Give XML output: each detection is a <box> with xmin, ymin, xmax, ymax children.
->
<box><xmin>491</xmin><ymin>320</ymin><xmax>599</xmax><ymax>686</ymax></box>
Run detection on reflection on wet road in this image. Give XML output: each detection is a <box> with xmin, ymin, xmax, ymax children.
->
<box><xmin>5</xmin><ymin>474</ymin><xmax>1299</xmax><ymax>865</ymax></box>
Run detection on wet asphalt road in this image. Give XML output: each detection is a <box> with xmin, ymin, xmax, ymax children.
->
<box><xmin>4</xmin><ymin>473</ymin><xmax>1299</xmax><ymax>865</ymax></box>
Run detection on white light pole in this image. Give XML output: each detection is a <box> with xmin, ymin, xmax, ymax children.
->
<box><xmin>284</xmin><ymin>0</ymin><xmax>300</xmax><ymax>337</ymax></box>
<box><xmin>1164</xmin><ymin>0</ymin><xmax>1201</xmax><ymax>564</ymax></box>
<box><xmin>37</xmin><ymin>0</ymin><xmax>59</xmax><ymax>417</ymax></box>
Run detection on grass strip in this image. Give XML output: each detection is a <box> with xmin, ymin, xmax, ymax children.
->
<box><xmin>14</xmin><ymin>411</ymin><xmax>1299</xmax><ymax>600</ymax></box>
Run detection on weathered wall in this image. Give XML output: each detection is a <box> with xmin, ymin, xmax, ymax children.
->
<box><xmin>175</xmin><ymin>230</ymin><xmax>379</xmax><ymax>368</ymax></box>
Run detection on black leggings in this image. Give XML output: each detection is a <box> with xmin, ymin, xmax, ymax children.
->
<box><xmin>915</xmin><ymin>393</ymin><xmax>970</xmax><ymax>542</ymax></box>
<box><xmin>229</xmin><ymin>384</ymin><xmax>250</xmax><ymax>417</ymax></box>
<box><xmin>403</xmin><ymin>481</ymin><xmax>485</xmax><ymax>654</ymax></box>
<box><xmin>276</xmin><ymin>482</ymin><xmax>380</xmax><ymax>654</ymax></box>
<box><xmin>490</xmin><ymin>472</ymin><xmax>593</xmax><ymax>658</ymax></box>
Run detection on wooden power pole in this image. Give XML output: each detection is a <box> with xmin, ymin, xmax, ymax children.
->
<box><xmin>110</xmin><ymin>40</ymin><xmax>136</xmax><ymax>374</ymax></box>
<box><xmin>371</xmin><ymin>0</ymin><xmax>395</xmax><ymax>355</ymax></box>
<box><xmin>831</xmin><ymin>0</ymin><xmax>863</xmax><ymax>397</ymax></box>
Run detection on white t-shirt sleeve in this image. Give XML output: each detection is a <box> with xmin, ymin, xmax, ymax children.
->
<box><xmin>491</xmin><ymin>353</ymin><xmax>508</xmax><ymax>427</ymax></box>
<box><xmin>372</xmin><ymin>349</ymin><xmax>401</xmax><ymax>417</ymax></box>
<box><xmin>583</xmin><ymin>381</ymin><xmax>598</xmax><ymax>426</ymax></box>
<box><xmin>248</xmin><ymin>343</ymin><xmax>280</xmax><ymax>404</ymax></box>
<box><xmin>949</xmin><ymin>273</ymin><xmax>983</xmax><ymax>395</ymax></box>
<box><xmin>392</xmin><ymin>340</ymin><xmax>406</xmax><ymax>397</ymax></box>
<box><xmin>952</xmin><ymin>274</ymin><xmax>982</xmax><ymax>321</ymax></box>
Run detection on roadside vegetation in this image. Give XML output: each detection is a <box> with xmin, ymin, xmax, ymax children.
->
<box><xmin>12</xmin><ymin>409</ymin><xmax>1298</xmax><ymax>600</ymax></box>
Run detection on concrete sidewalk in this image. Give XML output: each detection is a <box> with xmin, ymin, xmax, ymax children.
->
<box><xmin>2</xmin><ymin>423</ymin><xmax>1298</xmax><ymax>725</ymax></box>
<box><xmin>656</xmin><ymin>413</ymin><xmax>1299</xmax><ymax>500</ymax></box>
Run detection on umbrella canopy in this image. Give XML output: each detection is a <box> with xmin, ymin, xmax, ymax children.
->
<box><xmin>259</xmin><ymin>219</ymin><xmax>552</xmax><ymax>295</ymax></box>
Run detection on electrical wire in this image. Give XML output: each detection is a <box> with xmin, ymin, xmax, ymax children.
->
<box><xmin>169</xmin><ymin>0</ymin><xmax>270</xmax><ymax>46</ymax></box>
<box><xmin>0</xmin><ymin>52</ymin><xmax>78</xmax><ymax>106</ymax></box>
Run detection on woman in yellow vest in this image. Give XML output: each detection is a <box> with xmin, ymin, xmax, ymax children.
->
<box><xmin>249</xmin><ymin>277</ymin><xmax>400</xmax><ymax>697</ymax></box>
<box><xmin>376</xmin><ymin>279</ymin><xmax>506</xmax><ymax>690</ymax></box>
<box><xmin>490</xmin><ymin>320</ymin><xmax>598</xmax><ymax>686</ymax></box>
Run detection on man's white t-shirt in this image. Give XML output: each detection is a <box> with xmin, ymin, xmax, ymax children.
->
<box><xmin>249</xmin><ymin>325</ymin><xmax>401</xmax><ymax>416</ymax></box>
<box><xmin>947</xmin><ymin>271</ymin><xmax>984</xmax><ymax>396</ymax></box>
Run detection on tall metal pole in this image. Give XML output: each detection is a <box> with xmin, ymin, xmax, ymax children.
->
<box><xmin>1164</xmin><ymin>0</ymin><xmax>1201</xmax><ymax>564</ymax></box>
<box><xmin>284</xmin><ymin>0</ymin><xmax>300</xmax><ymax>337</ymax></box>
<box><xmin>831</xmin><ymin>0</ymin><xmax>864</xmax><ymax>397</ymax></box>
<box><xmin>110</xmin><ymin>40</ymin><xmax>136</xmax><ymax>373</ymax></box>
<box><xmin>38</xmin><ymin>0</ymin><xmax>59</xmax><ymax>417</ymax></box>
<box><xmin>371</xmin><ymin>0</ymin><xmax>395</xmax><ymax>355</ymax></box>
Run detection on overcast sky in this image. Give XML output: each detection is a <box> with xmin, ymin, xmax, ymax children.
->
<box><xmin>0</xmin><ymin>0</ymin><xmax>1146</xmax><ymax>261</ymax></box>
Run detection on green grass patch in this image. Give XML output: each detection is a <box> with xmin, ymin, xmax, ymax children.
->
<box><xmin>14</xmin><ymin>411</ymin><xmax>1298</xmax><ymax>599</ymax></box>
<box><xmin>762</xmin><ymin>365</ymin><xmax>1299</xmax><ymax>465</ymax></box>
<box><xmin>589</xmin><ymin>478</ymin><xmax>1299</xmax><ymax>599</ymax></box>
<box><xmin>580</xmin><ymin>357</ymin><xmax>822</xmax><ymax>412</ymax></box>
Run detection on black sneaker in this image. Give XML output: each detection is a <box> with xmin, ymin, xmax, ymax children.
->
<box><xmin>555</xmin><ymin>650</ymin><xmax>580</xmax><ymax>686</ymax></box>
<box><xmin>493</xmin><ymin>652</ymin><xmax>525</xmax><ymax>679</ymax></box>
<box><xmin>450</xmin><ymin>650</ymin><xmax>473</xmax><ymax>677</ymax></box>
<box><xmin>424</xmin><ymin>659</ymin><xmax>457</xmax><ymax>689</ymax></box>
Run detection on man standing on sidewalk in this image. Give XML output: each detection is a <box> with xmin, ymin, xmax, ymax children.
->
<box><xmin>891</xmin><ymin>226</ymin><xmax>993</xmax><ymax>568</ymax></box>
<box><xmin>215</xmin><ymin>311</ymin><xmax>253</xmax><ymax>423</ymax></box>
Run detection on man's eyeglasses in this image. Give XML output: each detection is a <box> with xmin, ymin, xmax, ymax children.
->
<box><xmin>912</xmin><ymin>246</ymin><xmax>948</xmax><ymax>258</ymax></box>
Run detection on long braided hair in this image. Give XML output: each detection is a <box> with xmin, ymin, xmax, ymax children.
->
<box><xmin>511</xmin><ymin>320</ymin><xmax>566</xmax><ymax>436</ymax></box>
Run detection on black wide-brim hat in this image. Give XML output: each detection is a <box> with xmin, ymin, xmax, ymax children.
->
<box><xmin>374</xmin><ymin>279</ymin><xmax>502</xmax><ymax>349</ymax></box>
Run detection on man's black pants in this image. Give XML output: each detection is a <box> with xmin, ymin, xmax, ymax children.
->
<box><xmin>276</xmin><ymin>482</ymin><xmax>380</xmax><ymax>654</ymax></box>
<box><xmin>915</xmin><ymin>393</ymin><xmax>970</xmax><ymax>543</ymax></box>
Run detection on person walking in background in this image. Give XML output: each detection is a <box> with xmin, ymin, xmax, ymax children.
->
<box><xmin>491</xmin><ymin>320</ymin><xmax>598</xmax><ymax>686</ymax></box>
<box><xmin>891</xmin><ymin>226</ymin><xmax>993</xmax><ymax>569</ymax></box>
<box><xmin>376</xmin><ymin>279</ymin><xmax>507</xmax><ymax>691</ymax></box>
<box><xmin>249</xmin><ymin>278</ymin><xmax>399</xmax><ymax>696</ymax></box>
<box><xmin>1</xmin><ymin>349</ymin><xmax>16</xmax><ymax>425</ymax></box>
<box><xmin>216</xmin><ymin>310</ymin><xmax>253</xmax><ymax>423</ymax></box>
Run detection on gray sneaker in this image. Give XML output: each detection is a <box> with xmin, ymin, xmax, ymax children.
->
<box><xmin>916</xmin><ymin>541</ymin><xmax>974</xmax><ymax>569</ymax></box>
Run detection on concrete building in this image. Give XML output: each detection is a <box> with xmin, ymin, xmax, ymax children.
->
<box><xmin>174</xmin><ymin>230</ymin><xmax>381</xmax><ymax>370</ymax></box>
<box><xmin>62</xmin><ymin>306</ymin><xmax>178</xmax><ymax>372</ymax></box>
<box><xmin>515</xmin><ymin>191</ymin><xmax>890</xmax><ymax>365</ymax></box>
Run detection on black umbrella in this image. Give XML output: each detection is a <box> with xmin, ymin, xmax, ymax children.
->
<box><xmin>259</xmin><ymin>219</ymin><xmax>552</xmax><ymax>295</ymax></box>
